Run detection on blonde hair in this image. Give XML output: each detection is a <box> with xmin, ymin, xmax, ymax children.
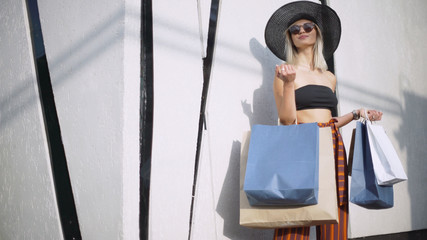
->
<box><xmin>284</xmin><ymin>24</ymin><xmax>328</xmax><ymax>71</ymax></box>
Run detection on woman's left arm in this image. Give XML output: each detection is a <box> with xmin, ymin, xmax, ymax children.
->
<box><xmin>333</xmin><ymin>109</ymin><xmax>383</xmax><ymax>128</ymax></box>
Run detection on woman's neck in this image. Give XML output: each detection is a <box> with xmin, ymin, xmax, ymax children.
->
<box><xmin>295</xmin><ymin>60</ymin><xmax>314</xmax><ymax>71</ymax></box>
<box><xmin>295</xmin><ymin>47</ymin><xmax>314</xmax><ymax>69</ymax></box>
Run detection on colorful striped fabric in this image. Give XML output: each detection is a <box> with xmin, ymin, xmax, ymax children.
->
<box><xmin>274</xmin><ymin>119</ymin><xmax>349</xmax><ymax>240</ymax></box>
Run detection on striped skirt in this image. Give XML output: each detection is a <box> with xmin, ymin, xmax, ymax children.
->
<box><xmin>273</xmin><ymin>119</ymin><xmax>349</xmax><ymax>240</ymax></box>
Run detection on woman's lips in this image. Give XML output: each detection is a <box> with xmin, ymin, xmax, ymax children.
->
<box><xmin>298</xmin><ymin>35</ymin><xmax>309</xmax><ymax>40</ymax></box>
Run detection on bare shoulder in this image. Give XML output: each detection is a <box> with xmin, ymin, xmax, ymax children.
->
<box><xmin>324</xmin><ymin>70</ymin><xmax>336</xmax><ymax>82</ymax></box>
<box><xmin>324</xmin><ymin>70</ymin><xmax>336</xmax><ymax>90</ymax></box>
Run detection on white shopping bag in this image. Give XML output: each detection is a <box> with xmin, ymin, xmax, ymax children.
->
<box><xmin>366</xmin><ymin>121</ymin><xmax>408</xmax><ymax>185</ymax></box>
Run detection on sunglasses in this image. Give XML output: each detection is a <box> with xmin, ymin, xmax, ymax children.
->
<box><xmin>288</xmin><ymin>22</ymin><xmax>316</xmax><ymax>35</ymax></box>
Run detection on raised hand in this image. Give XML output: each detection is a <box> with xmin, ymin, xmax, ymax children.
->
<box><xmin>276</xmin><ymin>64</ymin><xmax>296</xmax><ymax>84</ymax></box>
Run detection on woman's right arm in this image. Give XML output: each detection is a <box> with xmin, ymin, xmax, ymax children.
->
<box><xmin>274</xmin><ymin>64</ymin><xmax>297</xmax><ymax>125</ymax></box>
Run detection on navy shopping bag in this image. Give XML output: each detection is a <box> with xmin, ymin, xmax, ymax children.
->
<box><xmin>350</xmin><ymin>121</ymin><xmax>394</xmax><ymax>209</ymax></box>
<box><xmin>243</xmin><ymin>123</ymin><xmax>319</xmax><ymax>206</ymax></box>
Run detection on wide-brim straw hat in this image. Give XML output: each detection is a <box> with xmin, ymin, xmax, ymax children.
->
<box><xmin>265</xmin><ymin>1</ymin><xmax>341</xmax><ymax>61</ymax></box>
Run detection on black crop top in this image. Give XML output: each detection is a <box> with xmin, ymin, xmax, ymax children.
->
<box><xmin>295</xmin><ymin>85</ymin><xmax>338</xmax><ymax>112</ymax></box>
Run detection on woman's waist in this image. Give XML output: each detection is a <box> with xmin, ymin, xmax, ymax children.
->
<box><xmin>297</xmin><ymin>109</ymin><xmax>333</xmax><ymax>124</ymax></box>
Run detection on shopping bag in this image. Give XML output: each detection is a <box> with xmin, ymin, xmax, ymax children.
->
<box><xmin>366</xmin><ymin>121</ymin><xmax>408</xmax><ymax>185</ymax></box>
<box><xmin>350</xmin><ymin>121</ymin><xmax>394</xmax><ymax>209</ymax></box>
<box><xmin>240</xmin><ymin>128</ymin><xmax>338</xmax><ymax>228</ymax></box>
<box><xmin>347</xmin><ymin>128</ymin><xmax>356</xmax><ymax>176</ymax></box>
<box><xmin>243</xmin><ymin>123</ymin><xmax>319</xmax><ymax>206</ymax></box>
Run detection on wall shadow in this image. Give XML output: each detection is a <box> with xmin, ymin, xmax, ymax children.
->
<box><xmin>241</xmin><ymin>38</ymin><xmax>281</xmax><ymax>127</ymax></box>
<box><xmin>215</xmin><ymin>38</ymin><xmax>283</xmax><ymax>239</ymax></box>
<box><xmin>216</xmin><ymin>141</ymin><xmax>274</xmax><ymax>239</ymax></box>
<box><xmin>395</xmin><ymin>91</ymin><xmax>427</xmax><ymax>231</ymax></box>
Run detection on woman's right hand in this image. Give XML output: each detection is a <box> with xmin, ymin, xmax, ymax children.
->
<box><xmin>276</xmin><ymin>64</ymin><xmax>296</xmax><ymax>83</ymax></box>
<box><xmin>359</xmin><ymin>108</ymin><xmax>383</xmax><ymax>122</ymax></box>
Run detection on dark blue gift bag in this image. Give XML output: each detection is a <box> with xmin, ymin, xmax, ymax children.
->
<box><xmin>243</xmin><ymin>123</ymin><xmax>319</xmax><ymax>206</ymax></box>
<box><xmin>350</xmin><ymin>121</ymin><xmax>394</xmax><ymax>209</ymax></box>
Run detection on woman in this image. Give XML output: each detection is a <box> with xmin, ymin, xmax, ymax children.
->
<box><xmin>264</xmin><ymin>1</ymin><xmax>382</xmax><ymax>240</ymax></box>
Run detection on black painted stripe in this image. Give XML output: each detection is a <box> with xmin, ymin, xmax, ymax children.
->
<box><xmin>188</xmin><ymin>0</ymin><xmax>220</xmax><ymax>239</ymax></box>
<box><xmin>25</xmin><ymin>1</ymin><xmax>82</xmax><ymax>239</ymax></box>
<box><xmin>140</xmin><ymin>0</ymin><xmax>154</xmax><ymax>239</ymax></box>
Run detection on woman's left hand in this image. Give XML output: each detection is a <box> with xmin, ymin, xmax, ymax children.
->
<box><xmin>360</xmin><ymin>108</ymin><xmax>383</xmax><ymax>121</ymax></box>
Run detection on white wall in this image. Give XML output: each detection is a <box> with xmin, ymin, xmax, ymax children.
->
<box><xmin>190</xmin><ymin>0</ymin><xmax>427</xmax><ymax>239</ymax></box>
<box><xmin>37</xmin><ymin>0</ymin><xmax>141</xmax><ymax>239</ymax></box>
<box><xmin>2</xmin><ymin>0</ymin><xmax>425</xmax><ymax>239</ymax></box>
<box><xmin>0</xmin><ymin>0</ymin><xmax>63</xmax><ymax>239</ymax></box>
<box><xmin>122</xmin><ymin>1</ymin><xmax>141</xmax><ymax>239</ymax></box>
<box><xmin>331</xmin><ymin>0</ymin><xmax>427</xmax><ymax>238</ymax></box>
<box><xmin>149</xmin><ymin>0</ymin><xmax>204</xmax><ymax>239</ymax></box>
<box><xmin>191</xmin><ymin>1</ymin><xmax>295</xmax><ymax>239</ymax></box>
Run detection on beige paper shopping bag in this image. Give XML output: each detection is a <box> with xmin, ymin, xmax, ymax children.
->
<box><xmin>240</xmin><ymin>127</ymin><xmax>338</xmax><ymax>228</ymax></box>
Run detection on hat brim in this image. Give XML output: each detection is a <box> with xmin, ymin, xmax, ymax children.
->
<box><xmin>265</xmin><ymin>1</ymin><xmax>341</xmax><ymax>61</ymax></box>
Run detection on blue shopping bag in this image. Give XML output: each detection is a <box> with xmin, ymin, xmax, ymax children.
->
<box><xmin>243</xmin><ymin>123</ymin><xmax>319</xmax><ymax>206</ymax></box>
<box><xmin>350</xmin><ymin>121</ymin><xmax>394</xmax><ymax>209</ymax></box>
